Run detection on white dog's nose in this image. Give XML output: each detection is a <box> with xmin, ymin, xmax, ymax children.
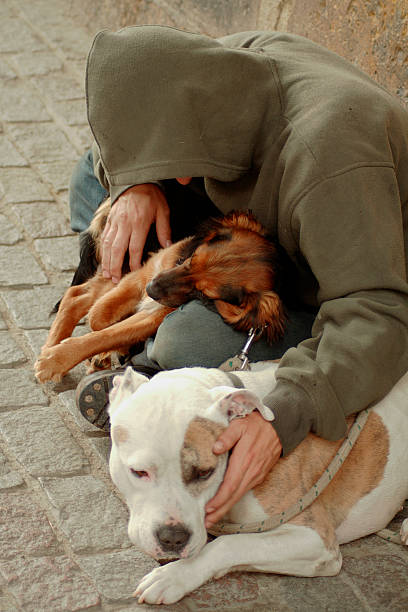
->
<box><xmin>155</xmin><ymin>523</ymin><xmax>191</xmax><ymax>553</ymax></box>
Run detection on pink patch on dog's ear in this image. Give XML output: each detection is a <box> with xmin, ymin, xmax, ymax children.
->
<box><xmin>220</xmin><ymin>391</ymin><xmax>259</xmax><ymax>420</ymax></box>
<box><xmin>112</xmin><ymin>424</ymin><xmax>129</xmax><ymax>445</ymax></box>
<box><xmin>108</xmin><ymin>367</ymin><xmax>150</xmax><ymax>415</ymax></box>
<box><xmin>216</xmin><ymin>389</ymin><xmax>275</xmax><ymax>423</ymax></box>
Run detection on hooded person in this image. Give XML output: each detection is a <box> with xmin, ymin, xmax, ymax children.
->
<box><xmin>70</xmin><ymin>25</ymin><xmax>408</xmax><ymax>527</ymax></box>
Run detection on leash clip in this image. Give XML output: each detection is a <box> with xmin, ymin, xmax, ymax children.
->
<box><xmin>236</xmin><ymin>327</ymin><xmax>259</xmax><ymax>370</ymax></box>
<box><xmin>218</xmin><ymin>326</ymin><xmax>266</xmax><ymax>372</ymax></box>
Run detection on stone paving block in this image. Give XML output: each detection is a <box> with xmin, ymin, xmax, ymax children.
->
<box><xmin>77</xmin><ymin>547</ymin><xmax>158</xmax><ymax>603</ymax></box>
<box><xmin>279</xmin><ymin>572</ymin><xmax>366</xmax><ymax>611</ymax></box>
<box><xmin>0</xmin><ymin>19</ymin><xmax>46</xmax><ymax>53</ymax></box>
<box><xmin>40</xmin><ymin>474</ymin><xmax>131</xmax><ymax>553</ymax></box>
<box><xmin>0</xmin><ymin>245</ymin><xmax>47</xmax><ymax>286</ymax></box>
<box><xmin>71</xmin><ymin>124</ymin><xmax>93</xmax><ymax>152</ymax></box>
<box><xmin>0</xmin><ymin>555</ymin><xmax>100</xmax><ymax>612</ymax></box>
<box><xmin>41</xmin><ymin>23</ymin><xmax>92</xmax><ymax>60</ymax></box>
<box><xmin>1</xmin><ymin>285</ymin><xmax>69</xmax><ymax>328</ymax></box>
<box><xmin>0</xmin><ymin>136</ymin><xmax>27</xmax><ymax>167</ymax></box>
<box><xmin>0</xmin><ymin>330</ymin><xmax>27</xmax><ymax>367</ymax></box>
<box><xmin>24</xmin><ymin>328</ymin><xmax>50</xmax><ymax>358</ymax></box>
<box><xmin>11</xmin><ymin>51</ymin><xmax>63</xmax><ymax>77</ymax></box>
<box><xmin>15</xmin><ymin>0</ymin><xmax>69</xmax><ymax>26</ymax></box>
<box><xmin>12</xmin><ymin>202</ymin><xmax>72</xmax><ymax>238</ymax></box>
<box><xmin>7</xmin><ymin>123</ymin><xmax>78</xmax><ymax>163</ymax></box>
<box><xmin>116</xmin><ymin>607</ymin><xmax>187</xmax><ymax>612</ymax></box>
<box><xmin>0</xmin><ymin>79</ymin><xmax>50</xmax><ymax>122</ymax></box>
<box><xmin>0</xmin><ymin>58</ymin><xmax>16</xmax><ymax>81</ymax></box>
<box><xmin>0</xmin><ymin>166</ymin><xmax>53</xmax><ymax>203</ymax></box>
<box><xmin>0</xmin><ymin>406</ymin><xmax>89</xmax><ymax>476</ymax></box>
<box><xmin>89</xmin><ymin>436</ymin><xmax>112</xmax><ymax>463</ymax></box>
<box><xmin>342</xmin><ymin>532</ymin><xmax>402</xmax><ymax>558</ymax></box>
<box><xmin>30</xmin><ymin>73</ymin><xmax>85</xmax><ymax>101</ymax></box>
<box><xmin>0</xmin><ymin>1</ymin><xmax>15</xmax><ymax>18</ymax></box>
<box><xmin>0</xmin><ymin>587</ymin><xmax>19</xmax><ymax>612</ymax></box>
<box><xmin>0</xmin><ymin>488</ymin><xmax>61</xmax><ymax>559</ymax></box>
<box><xmin>65</xmin><ymin>58</ymin><xmax>87</xmax><ymax>81</ymax></box>
<box><xmin>0</xmin><ymin>368</ymin><xmax>48</xmax><ymax>409</ymax></box>
<box><xmin>0</xmin><ymin>448</ymin><xmax>24</xmax><ymax>490</ymax></box>
<box><xmin>34</xmin><ymin>235</ymin><xmax>79</xmax><ymax>272</ymax></box>
<box><xmin>188</xmin><ymin>605</ymin><xmax>282</xmax><ymax>612</ymax></box>
<box><xmin>35</xmin><ymin>159</ymin><xmax>78</xmax><ymax>192</ymax></box>
<box><xmin>342</xmin><ymin>552</ymin><xmax>408</xmax><ymax>610</ymax></box>
<box><xmin>0</xmin><ymin>213</ymin><xmax>22</xmax><ymax>245</ymax></box>
<box><xmin>185</xmin><ymin>571</ymin><xmax>275</xmax><ymax>610</ymax></box>
<box><xmin>54</xmin><ymin>98</ymin><xmax>88</xmax><ymax>126</ymax></box>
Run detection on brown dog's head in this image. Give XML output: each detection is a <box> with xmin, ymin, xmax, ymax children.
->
<box><xmin>146</xmin><ymin>211</ymin><xmax>293</xmax><ymax>343</ymax></box>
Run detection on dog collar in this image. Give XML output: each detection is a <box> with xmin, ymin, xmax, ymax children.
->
<box><xmin>224</xmin><ymin>371</ymin><xmax>245</xmax><ymax>389</ymax></box>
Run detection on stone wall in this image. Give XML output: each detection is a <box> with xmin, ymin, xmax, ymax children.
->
<box><xmin>68</xmin><ymin>0</ymin><xmax>407</xmax><ymax>106</ymax></box>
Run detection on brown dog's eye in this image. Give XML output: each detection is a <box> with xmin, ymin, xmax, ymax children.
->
<box><xmin>176</xmin><ymin>257</ymin><xmax>184</xmax><ymax>265</ymax></box>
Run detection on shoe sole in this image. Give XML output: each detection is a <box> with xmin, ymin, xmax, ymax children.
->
<box><xmin>76</xmin><ymin>366</ymin><xmax>158</xmax><ymax>431</ymax></box>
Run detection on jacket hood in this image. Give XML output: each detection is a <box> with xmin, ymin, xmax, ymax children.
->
<box><xmin>86</xmin><ymin>25</ymin><xmax>281</xmax><ymax>189</ymax></box>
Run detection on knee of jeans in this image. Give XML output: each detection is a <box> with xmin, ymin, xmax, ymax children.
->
<box><xmin>150</xmin><ymin>310</ymin><xmax>192</xmax><ymax>369</ymax></box>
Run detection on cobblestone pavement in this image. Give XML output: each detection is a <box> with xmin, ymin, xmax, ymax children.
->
<box><xmin>0</xmin><ymin>1</ymin><xmax>407</xmax><ymax>610</ymax></box>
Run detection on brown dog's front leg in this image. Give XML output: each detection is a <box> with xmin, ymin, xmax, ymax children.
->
<box><xmin>34</xmin><ymin>308</ymin><xmax>171</xmax><ymax>382</ymax></box>
<box><xmin>88</xmin><ymin>272</ymin><xmax>146</xmax><ymax>331</ymax></box>
<box><xmin>43</xmin><ymin>276</ymin><xmax>114</xmax><ymax>348</ymax></box>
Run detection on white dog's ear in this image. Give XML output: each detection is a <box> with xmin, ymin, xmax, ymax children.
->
<box><xmin>208</xmin><ymin>387</ymin><xmax>275</xmax><ymax>422</ymax></box>
<box><xmin>108</xmin><ymin>367</ymin><xmax>149</xmax><ymax>415</ymax></box>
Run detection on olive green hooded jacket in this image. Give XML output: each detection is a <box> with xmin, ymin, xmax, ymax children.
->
<box><xmin>86</xmin><ymin>26</ymin><xmax>408</xmax><ymax>454</ymax></box>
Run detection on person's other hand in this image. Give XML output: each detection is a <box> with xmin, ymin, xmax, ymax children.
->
<box><xmin>204</xmin><ymin>412</ymin><xmax>282</xmax><ymax>528</ymax></box>
<box><xmin>101</xmin><ymin>184</ymin><xmax>171</xmax><ymax>283</ymax></box>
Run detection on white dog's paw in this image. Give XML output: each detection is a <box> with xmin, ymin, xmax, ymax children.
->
<box><xmin>401</xmin><ymin>518</ymin><xmax>408</xmax><ymax>545</ymax></box>
<box><xmin>134</xmin><ymin>560</ymin><xmax>200</xmax><ymax>605</ymax></box>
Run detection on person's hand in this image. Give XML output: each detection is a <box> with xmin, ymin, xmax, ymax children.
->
<box><xmin>101</xmin><ymin>184</ymin><xmax>171</xmax><ymax>283</ymax></box>
<box><xmin>205</xmin><ymin>411</ymin><xmax>282</xmax><ymax>528</ymax></box>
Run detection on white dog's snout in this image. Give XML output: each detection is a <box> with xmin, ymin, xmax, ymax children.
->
<box><xmin>155</xmin><ymin>523</ymin><xmax>191</xmax><ymax>553</ymax></box>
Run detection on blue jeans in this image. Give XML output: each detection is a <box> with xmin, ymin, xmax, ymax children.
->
<box><xmin>69</xmin><ymin>150</ymin><xmax>315</xmax><ymax>369</ymax></box>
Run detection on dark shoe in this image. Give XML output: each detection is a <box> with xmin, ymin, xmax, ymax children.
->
<box><xmin>76</xmin><ymin>365</ymin><xmax>160</xmax><ymax>431</ymax></box>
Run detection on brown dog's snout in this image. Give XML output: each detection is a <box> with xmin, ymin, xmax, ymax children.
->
<box><xmin>146</xmin><ymin>278</ymin><xmax>165</xmax><ymax>300</ymax></box>
<box><xmin>155</xmin><ymin>523</ymin><xmax>191</xmax><ymax>553</ymax></box>
<box><xmin>146</xmin><ymin>268</ymin><xmax>196</xmax><ymax>307</ymax></box>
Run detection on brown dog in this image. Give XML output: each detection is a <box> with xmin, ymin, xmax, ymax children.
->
<box><xmin>35</xmin><ymin>202</ymin><xmax>290</xmax><ymax>383</ymax></box>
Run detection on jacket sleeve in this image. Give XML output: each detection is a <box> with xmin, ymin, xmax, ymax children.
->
<box><xmin>264</xmin><ymin>164</ymin><xmax>408</xmax><ymax>454</ymax></box>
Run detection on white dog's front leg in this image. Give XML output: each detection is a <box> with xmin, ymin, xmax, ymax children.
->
<box><xmin>135</xmin><ymin>524</ymin><xmax>342</xmax><ymax>605</ymax></box>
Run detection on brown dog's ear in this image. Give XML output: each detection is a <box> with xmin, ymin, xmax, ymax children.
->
<box><xmin>214</xmin><ymin>291</ymin><xmax>286</xmax><ymax>343</ymax></box>
<box><xmin>218</xmin><ymin>209</ymin><xmax>266</xmax><ymax>236</ymax></box>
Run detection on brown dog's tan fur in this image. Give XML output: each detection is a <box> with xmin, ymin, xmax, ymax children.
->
<box><xmin>35</xmin><ymin>203</ymin><xmax>288</xmax><ymax>382</ymax></box>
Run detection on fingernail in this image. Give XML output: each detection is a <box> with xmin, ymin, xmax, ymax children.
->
<box><xmin>103</xmin><ymin>271</ymin><xmax>110</xmax><ymax>278</ymax></box>
<box><xmin>206</xmin><ymin>507</ymin><xmax>215</xmax><ymax>513</ymax></box>
<box><xmin>166</xmin><ymin>240</ymin><xmax>172</xmax><ymax>248</ymax></box>
<box><xmin>112</xmin><ymin>277</ymin><xmax>119</xmax><ymax>284</ymax></box>
<box><xmin>213</xmin><ymin>441</ymin><xmax>224</xmax><ymax>452</ymax></box>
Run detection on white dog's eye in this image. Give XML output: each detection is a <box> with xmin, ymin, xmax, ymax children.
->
<box><xmin>130</xmin><ymin>468</ymin><xmax>149</xmax><ymax>479</ymax></box>
<box><xmin>194</xmin><ymin>467</ymin><xmax>214</xmax><ymax>481</ymax></box>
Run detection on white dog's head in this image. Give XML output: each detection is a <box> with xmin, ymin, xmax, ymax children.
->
<box><xmin>108</xmin><ymin>367</ymin><xmax>266</xmax><ymax>562</ymax></box>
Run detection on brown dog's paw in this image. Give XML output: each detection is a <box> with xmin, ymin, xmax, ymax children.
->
<box><xmin>34</xmin><ymin>344</ymin><xmax>71</xmax><ymax>383</ymax></box>
<box><xmin>86</xmin><ymin>352</ymin><xmax>113</xmax><ymax>374</ymax></box>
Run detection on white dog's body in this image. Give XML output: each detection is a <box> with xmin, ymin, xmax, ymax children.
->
<box><xmin>108</xmin><ymin>364</ymin><xmax>408</xmax><ymax>605</ymax></box>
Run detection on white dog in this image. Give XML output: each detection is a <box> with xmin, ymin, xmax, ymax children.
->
<box><xmin>108</xmin><ymin>364</ymin><xmax>408</xmax><ymax>605</ymax></box>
